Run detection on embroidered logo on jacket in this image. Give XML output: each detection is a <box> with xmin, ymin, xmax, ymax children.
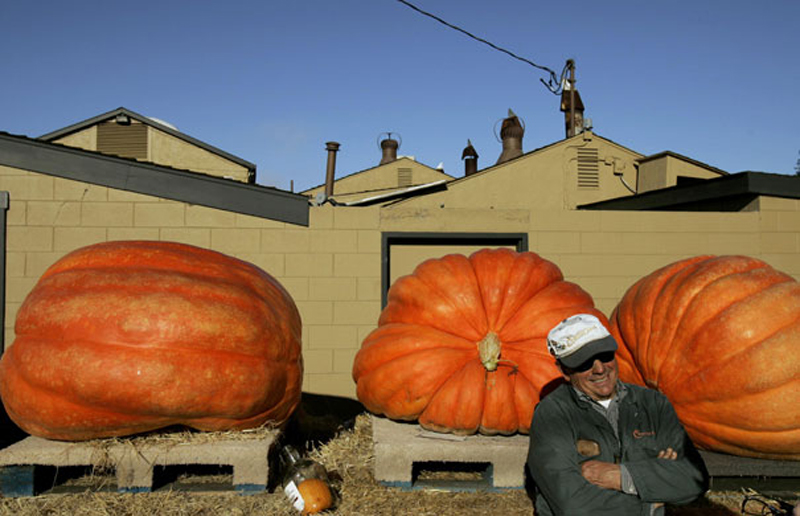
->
<box><xmin>633</xmin><ymin>429</ymin><xmax>656</xmax><ymax>439</ymax></box>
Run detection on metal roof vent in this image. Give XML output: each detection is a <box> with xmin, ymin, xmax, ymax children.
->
<box><xmin>495</xmin><ymin>109</ymin><xmax>524</xmax><ymax>165</ymax></box>
<box><xmin>378</xmin><ymin>132</ymin><xmax>401</xmax><ymax>165</ymax></box>
<box><xmin>462</xmin><ymin>139</ymin><xmax>479</xmax><ymax>176</ymax></box>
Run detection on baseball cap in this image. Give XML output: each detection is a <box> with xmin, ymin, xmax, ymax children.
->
<box><xmin>546</xmin><ymin>313</ymin><xmax>617</xmax><ymax>369</ymax></box>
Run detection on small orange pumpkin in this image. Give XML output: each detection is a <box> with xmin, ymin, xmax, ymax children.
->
<box><xmin>0</xmin><ymin>241</ymin><xmax>303</xmax><ymax>441</ymax></box>
<box><xmin>352</xmin><ymin>248</ymin><xmax>604</xmax><ymax>435</ymax></box>
<box><xmin>609</xmin><ymin>255</ymin><xmax>800</xmax><ymax>460</ymax></box>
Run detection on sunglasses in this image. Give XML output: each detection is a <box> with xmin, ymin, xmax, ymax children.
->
<box><xmin>568</xmin><ymin>351</ymin><xmax>616</xmax><ymax>373</ymax></box>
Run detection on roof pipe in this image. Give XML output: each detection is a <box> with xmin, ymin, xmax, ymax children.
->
<box><xmin>462</xmin><ymin>139</ymin><xmax>479</xmax><ymax>176</ymax></box>
<box><xmin>496</xmin><ymin>109</ymin><xmax>524</xmax><ymax>165</ymax></box>
<box><xmin>380</xmin><ymin>137</ymin><xmax>399</xmax><ymax>165</ymax></box>
<box><xmin>324</xmin><ymin>141</ymin><xmax>340</xmax><ymax>199</ymax></box>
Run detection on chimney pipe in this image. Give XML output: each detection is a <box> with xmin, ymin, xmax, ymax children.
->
<box><xmin>380</xmin><ymin>137</ymin><xmax>399</xmax><ymax>165</ymax></box>
<box><xmin>462</xmin><ymin>139</ymin><xmax>479</xmax><ymax>176</ymax></box>
<box><xmin>560</xmin><ymin>60</ymin><xmax>585</xmax><ymax>138</ymax></box>
<box><xmin>496</xmin><ymin>109</ymin><xmax>524</xmax><ymax>165</ymax></box>
<box><xmin>324</xmin><ymin>141</ymin><xmax>340</xmax><ymax>199</ymax></box>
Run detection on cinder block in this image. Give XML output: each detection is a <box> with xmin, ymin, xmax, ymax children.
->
<box><xmin>309</xmin><ymin>277</ymin><xmax>357</xmax><ymax>301</ymax></box>
<box><xmin>333</xmin><ymin>253</ymin><xmax>380</xmax><ymax>278</ymax></box>
<box><xmin>333</xmin><ymin>301</ymin><xmax>381</xmax><ymax>326</ymax></box>
<box><xmin>185</xmin><ymin>205</ymin><xmax>236</xmax><ymax>227</ymax></box>
<box><xmin>371</xmin><ymin>415</ymin><xmax>528</xmax><ymax>490</ymax></box>
<box><xmin>159</xmin><ymin>228</ymin><xmax>211</xmax><ymax>248</ymax></box>
<box><xmin>108</xmin><ymin>228</ymin><xmax>161</xmax><ymax>241</ymax></box>
<box><xmin>285</xmin><ymin>253</ymin><xmax>333</xmax><ymax>277</ymax></box>
<box><xmin>308</xmin><ymin>229</ymin><xmax>357</xmax><ymax>253</ymax></box>
<box><xmin>333</xmin><ymin>207</ymin><xmax>379</xmax><ymax>229</ymax></box>
<box><xmin>134</xmin><ymin>203</ymin><xmax>185</xmax><ymax>227</ymax></box>
<box><xmin>0</xmin><ymin>431</ymin><xmax>280</xmax><ymax>496</ymax></box>
<box><xmin>8</xmin><ymin>226</ymin><xmax>53</xmax><ymax>252</ymax></box>
<box><xmin>53</xmin><ymin>227</ymin><xmax>106</xmax><ymax>252</ymax></box>
<box><xmin>357</xmin><ymin>230</ymin><xmax>381</xmax><ymax>254</ymax></box>
<box><xmin>210</xmin><ymin>228</ymin><xmax>261</xmax><ymax>254</ymax></box>
<box><xmin>81</xmin><ymin>202</ymin><xmax>134</xmax><ymax>227</ymax></box>
<box><xmin>27</xmin><ymin>201</ymin><xmax>81</xmax><ymax>226</ymax></box>
<box><xmin>235</xmin><ymin>213</ymin><xmax>285</xmax><ymax>229</ymax></box>
<box><xmin>54</xmin><ymin>179</ymin><xmax>108</xmax><ymax>201</ymax></box>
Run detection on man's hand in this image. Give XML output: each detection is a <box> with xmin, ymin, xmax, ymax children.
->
<box><xmin>581</xmin><ymin>448</ymin><xmax>678</xmax><ymax>492</ymax></box>
<box><xmin>580</xmin><ymin>460</ymin><xmax>622</xmax><ymax>491</ymax></box>
<box><xmin>657</xmin><ymin>447</ymin><xmax>677</xmax><ymax>460</ymax></box>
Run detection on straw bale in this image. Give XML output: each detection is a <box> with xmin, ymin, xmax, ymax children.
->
<box><xmin>0</xmin><ymin>414</ymin><xmax>796</xmax><ymax>516</ymax></box>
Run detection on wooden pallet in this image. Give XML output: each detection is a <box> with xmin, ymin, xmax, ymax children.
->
<box><xmin>0</xmin><ymin>431</ymin><xmax>279</xmax><ymax>497</ymax></box>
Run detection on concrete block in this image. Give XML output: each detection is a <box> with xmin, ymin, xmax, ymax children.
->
<box><xmin>8</xmin><ymin>226</ymin><xmax>53</xmax><ymax>252</ymax></box>
<box><xmin>210</xmin><ymin>228</ymin><xmax>261</xmax><ymax>254</ymax></box>
<box><xmin>134</xmin><ymin>203</ymin><xmax>185</xmax><ymax>227</ymax></box>
<box><xmin>185</xmin><ymin>205</ymin><xmax>236</xmax><ymax>227</ymax></box>
<box><xmin>53</xmin><ymin>227</ymin><xmax>106</xmax><ymax>252</ymax></box>
<box><xmin>107</xmin><ymin>227</ymin><xmax>161</xmax><ymax>242</ymax></box>
<box><xmin>0</xmin><ymin>430</ymin><xmax>280</xmax><ymax>496</ymax></box>
<box><xmin>371</xmin><ymin>415</ymin><xmax>528</xmax><ymax>490</ymax></box>
<box><xmin>81</xmin><ymin>202</ymin><xmax>134</xmax><ymax>227</ymax></box>
<box><xmin>27</xmin><ymin>201</ymin><xmax>81</xmax><ymax>226</ymax></box>
<box><xmin>54</xmin><ymin>179</ymin><xmax>108</xmax><ymax>201</ymax></box>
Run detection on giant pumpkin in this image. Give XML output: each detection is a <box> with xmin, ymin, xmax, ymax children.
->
<box><xmin>609</xmin><ymin>255</ymin><xmax>800</xmax><ymax>460</ymax></box>
<box><xmin>352</xmin><ymin>248</ymin><xmax>604</xmax><ymax>435</ymax></box>
<box><xmin>0</xmin><ymin>241</ymin><xmax>303</xmax><ymax>441</ymax></box>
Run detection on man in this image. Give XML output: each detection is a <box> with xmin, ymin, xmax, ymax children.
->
<box><xmin>527</xmin><ymin>313</ymin><xmax>709</xmax><ymax>516</ymax></box>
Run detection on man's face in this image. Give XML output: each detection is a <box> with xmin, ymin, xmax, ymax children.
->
<box><xmin>562</xmin><ymin>352</ymin><xmax>619</xmax><ymax>401</ymax></box>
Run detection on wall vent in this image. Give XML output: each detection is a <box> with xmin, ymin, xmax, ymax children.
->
<box><xmin>97</xmin><ymin>121</ymin><xmax>147</xmax><ymax>160</ymax></box>
<box><xmin>576</xmin><ymin>147</ymin><xmax>599</xmax><ymax>188</ymax></box>
<box><xmin>398</xmin><ymin>167</ymin><xmax>413</xmax><ymax>187</ymax></box>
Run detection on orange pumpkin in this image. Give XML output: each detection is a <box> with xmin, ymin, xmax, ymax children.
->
<box><xmin>0</xmin><ymin>241</ymin><xmax>303</xmax><ymax>441</ymax></box>
<box><xmin>609</xmin><ymin>255</ymin><xmax>800</xmax><ymax>460</ymax></box>
<box><xmin>352</xmin><ymin>248</ymin><xmax>604</xmax><ymax>435</ymax></box>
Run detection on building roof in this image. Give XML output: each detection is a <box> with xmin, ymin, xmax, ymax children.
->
<box><xmin>442</xmin><ymin>131</ymin><xmax>645</xmax><ymax>187</ymax></box>
<box><xmin>579</xmin><ymin>171</ymin><xmax>800</xmax><ymax>211</ymax></box>
<box><xmin>0</xmin><ymin>132</ymin><xmax>308</xmax><ymax>226</ymax></box>
<box><xmin>301</xmin><ymin>156</ymin><xmax>453</xmax><ymax>195</ymax></box>
<box><xmin>638</xmin><ymin>150</ymin><xmax>729</xmax><ymax>177</ymax></box>
<box><xmin>39</xmin><ymin>107</ymin><xmax>257</xmax><ymax>175</ymax></box>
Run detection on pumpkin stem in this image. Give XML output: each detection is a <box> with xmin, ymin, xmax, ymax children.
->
<box><xmin>477</xmin><ymin>332</ymin><xmax>502</xmax><ymax>372</ymax></box>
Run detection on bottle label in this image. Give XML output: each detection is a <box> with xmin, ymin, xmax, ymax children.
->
<box><xmin>284</xmin><ymin>481</ymin><xmax>305</xmax><ymax>512</ymax></box>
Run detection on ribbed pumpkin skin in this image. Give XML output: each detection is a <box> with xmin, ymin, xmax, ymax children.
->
<box><xmin>609</xmin><ymin>255</ymin><xmax>800</xmax><ymax>460</ymax></box>
<box><xmin>352</xmin><ymin>248</ymin><xmax>604</xmax><ymax>435</ymax></box>
<box><xmin>0</xmin><ymin>241</ymin><xmax>303</xmax><ymax>441</ymax></box>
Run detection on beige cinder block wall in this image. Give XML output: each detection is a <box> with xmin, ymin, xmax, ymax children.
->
<box><xmin>0</xmin><ymin>164</ymin><xmax>382</xmax><ymax>399</ymax></box>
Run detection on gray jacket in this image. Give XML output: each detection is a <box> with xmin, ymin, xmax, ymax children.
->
<box><xmin>527</xmin><ymin>382</ymin><xmax>709</xmax><ymax>516</ymax></box>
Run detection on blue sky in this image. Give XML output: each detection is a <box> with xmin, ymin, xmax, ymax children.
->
<box><xmin>2</xmin><ymin>1</ymin><xmax>798</xmax><ymax>191</ymax></box>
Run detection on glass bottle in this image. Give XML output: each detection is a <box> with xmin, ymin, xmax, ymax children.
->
<box><xmin>281</xmin><ymin>445</ymin><xmax>335</xmax><ymax>515</ymax></box>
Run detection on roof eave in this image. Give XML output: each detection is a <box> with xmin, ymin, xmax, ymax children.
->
<box><xmin>0</xmin><ymin>132</ymin><xmax>307</xmax><ymax>226</ymax></box>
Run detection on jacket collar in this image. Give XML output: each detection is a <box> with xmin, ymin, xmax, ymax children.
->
<box><xmin>570</xmin><ymin>381</ymin><xmax>630</xmax><ymax>408</ymax></box>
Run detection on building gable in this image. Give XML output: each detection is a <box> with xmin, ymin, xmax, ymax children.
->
<box><xmin>39</xmin><ymin>107</ymin><xmax>256</xmax><ymax>184</ymax></box>
<box><xmin>303</xmin><ymin>156</ymin><xmax>453</xmax><ymax>205</ymax></box>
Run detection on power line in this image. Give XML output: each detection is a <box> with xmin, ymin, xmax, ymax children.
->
<box><xmin>396</xmin><ymin>0</ymin><xmax>568</xmax><ymax>94</ymax></box>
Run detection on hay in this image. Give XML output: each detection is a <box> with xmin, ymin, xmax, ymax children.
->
<box><xmin>0</xmin><ymin>413</ymin><xmax>796</xmax><ymax>516</ymax></box>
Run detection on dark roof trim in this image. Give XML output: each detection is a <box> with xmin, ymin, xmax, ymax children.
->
<box><xmin>334</xmin><ymin>180</ymin><xmax>448</xmax><ymax>206</ymax></box>
<box><xmin>637</xmin><ymin>150</ymin><xmax>728</xmax><ymax>176</ymax></box>
<box><xmin>0</xmin><ymin>132</ymin><xmax>308</xmax><ymax>226</ymax></box>
<box><xmin>580</xmin><ymin>172</ymin><xmax>799</xmax><ymax>211</ymax></box>
<box><xmin>38</xmin><ymin>107</ymin><xmax>257</xmax><ymax>173</ymax></box>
